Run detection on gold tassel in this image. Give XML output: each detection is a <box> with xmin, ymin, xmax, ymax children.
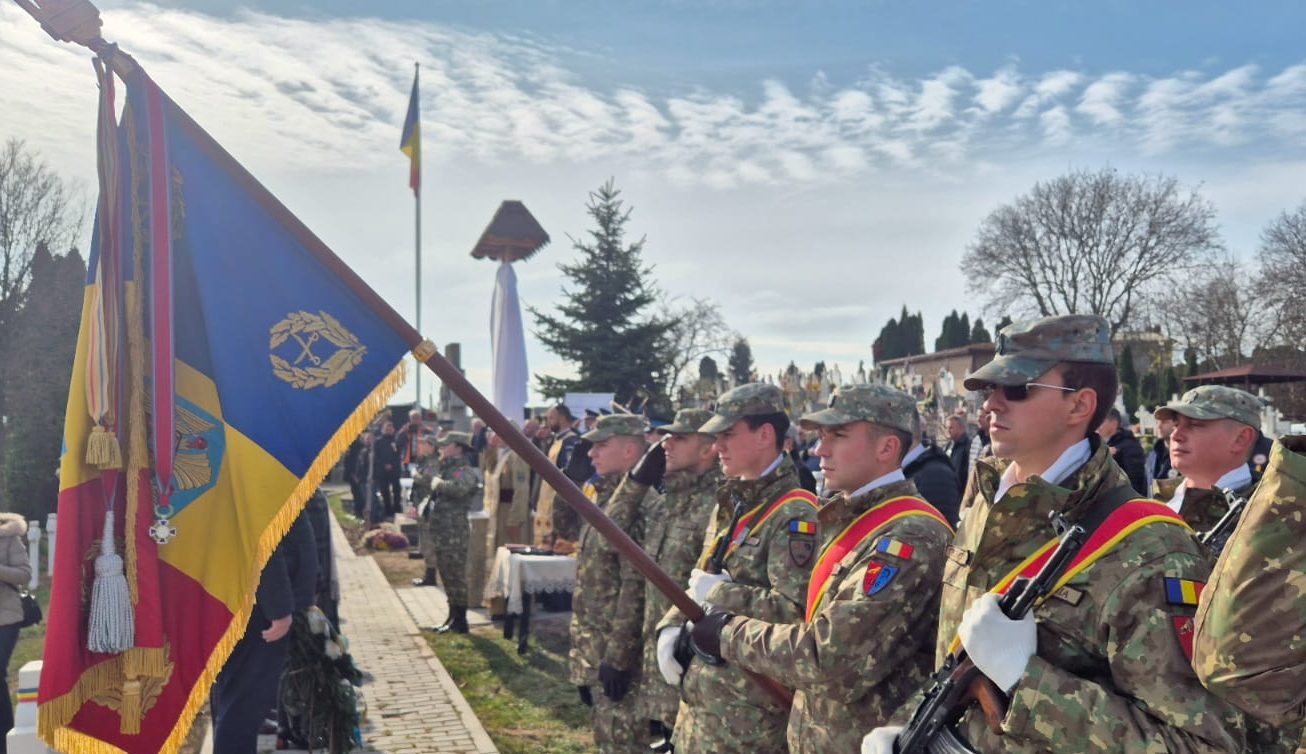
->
<box><xmin>117</xmin><ymin>678</ymin><xmax>142</xmax><ymax>736</ymax></box>
<box><xmin>85</xmin><ymin>426</ymin><xmax>123</xmax><ymax>470</ymax></box>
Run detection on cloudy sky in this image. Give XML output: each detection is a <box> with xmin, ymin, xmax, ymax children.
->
<box><xmin>5</xmin><ymin>0</ymin><xmax>1306</xmax><ymax>406</ymax></box>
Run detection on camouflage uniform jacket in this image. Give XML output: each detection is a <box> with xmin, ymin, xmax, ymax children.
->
<box><xmin>720</xmin><ymin>478</ymin><xmax>952</xmax><ymax>754</ymax></box>
<box><xmin>1153</xmin><ymin>476</ymin><xmax>1245</xmax><ymax>537</ymax></box>
<box><xmin>933</xmin><ymin>440</ymin><xmax>1243</xmax><ymax>753</ymax></box>
<box><xmin>569</xmin><ymin>474</ymin><xmax>661</xmax><ymax>685</ymax></box>
<box><xmin>636</xmin><ymin>465</ymin><xmax>724</xmax><ymax>722</ymax></box>
<box><xmin>658</xmin><ymin>455</ymin><xmax>819</xmax><ymax>720</ymax></box>
<box><xmin>425</xmin><ymin>456</ymin><xmax>481</xmax><ymax>514</ymax></box>
<box><xmin>1195</xmin><ymin>436</ymin><xmax>1306</xmax><ymax>731</ymax></box>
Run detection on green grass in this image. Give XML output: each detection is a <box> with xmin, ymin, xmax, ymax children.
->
<box><xmin>427</xmin><ymin>624</ymin><xmax>597</xmax><ymax>754</ymax></box>
<box><xmin>332</xmin><ymin>485</ymin><xmax>597</xmax><ymax>754</ymax></box>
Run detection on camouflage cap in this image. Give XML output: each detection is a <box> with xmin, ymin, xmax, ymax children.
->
<box><xmin>435</xmin><ymin>431</ymin><xmax>474</xmax><ymax>449</ymax></box>
<box><xmin>657</xmin><ymin>408</ymin><xmax>716</xmax><ymax>435</ymax></box>
<box><xmin>1155</xmin><ymin>385</ymin><xmax>1261</xmax><ymax>428</ymax></box>
<box><xmin>799</xmin><ymin>383</ymin><xmax>918</xmax><ymax>435</ymax></box>
<box><xmin>699</xmin><ymin>383</ymin><xmax>788</xmax><ymax>434</ymax></box>
<box><xmin>581</xmin><ymin>413</ymin><xmax>648</xmax><ymax>442</ymax></box>
<box><xmin>963</xmin><ymin>314</ymin><xmax>1114</xmax><ymax>390</ymax></box>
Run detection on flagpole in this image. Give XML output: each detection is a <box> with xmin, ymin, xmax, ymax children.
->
<box><xmin>413</xmin><ymin>61</ymin><xmax>422</xmax><ymax>411</ymax></box>
<box><xmin>16</xmin><ymin>1</ymin><xmax>792</xmax><ymax>707</ymax></box>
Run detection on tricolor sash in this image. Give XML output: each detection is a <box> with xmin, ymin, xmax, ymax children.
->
<box><xmin>805</xmin><ymin>496</ymin><xmax>951</xmax><ymax>622</ymax></box>
<box><xmin>711</xmin><ymin>488</ymin><xmax>818</xmax><ymax>566</ymax></box>
<box><xmin>947</xmin><ymin>499</ymin><xmax>1190</xmax><ymax>653</ymax></box>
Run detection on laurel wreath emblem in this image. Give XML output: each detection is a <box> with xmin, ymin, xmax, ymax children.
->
<box><xmin>269</xmin><ymin>311</ymin><xmax>367</xmax><ymax>389</ymax></box>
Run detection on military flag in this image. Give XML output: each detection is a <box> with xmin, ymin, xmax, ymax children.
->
<box><xmin>41</xmin><ymin>60</ymin><xmax>409</xmax><ymax>753</ymax></box>
<box><xmin>399</xmin><ymin>67</ymin><xmax>421</xmax><ymax>196</ymax></box>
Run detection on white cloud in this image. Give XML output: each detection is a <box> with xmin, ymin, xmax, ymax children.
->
<box><xmin>974</xmin><ymin>67</ymin><xmax>1023</xmax><ymax>114</ymax></box>
<box><xmin>1076</xmin><ymin>72</ymin><xmax>1133</xmax><ymax>126</ymax></box>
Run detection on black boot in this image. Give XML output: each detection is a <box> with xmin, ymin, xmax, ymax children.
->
<box><xmin>437</xmin><ymin>605</ymin><xmax>469</xmax><ymax>634</ymax></box>
<box><xmin>412</xmin><ymin>568</ymin><xmax>436</xmax><ymax>587</ymax></box>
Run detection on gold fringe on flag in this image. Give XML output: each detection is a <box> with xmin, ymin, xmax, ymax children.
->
<box><xmin>85</xmin><ymin>426</ymin><xmax>123</xmax><ymax>470</ymax></box>
<box><xmin>39</xmin><ymin>360</ymin><xmax>406</xmax><ymax>754</ymax></box>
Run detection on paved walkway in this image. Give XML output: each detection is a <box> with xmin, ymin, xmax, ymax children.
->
<box><xmin>332</xmin><ymin>510</ymin><xmax>500</xmax><ymax>754</ymax></box>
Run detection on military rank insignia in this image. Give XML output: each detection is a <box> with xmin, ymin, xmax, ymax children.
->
<box><xmin>788</xmin><ymin>518</ymin><xmax>815</xmax><ymax>566</ymax></box>
<box><xmin>863</xmin><ymin>561</ymin><xmax>899</xmax><ymax>596</ymax></box>
<box><xmin>1163</xmin><ymin>577</ymin><xmax>1205</xmax><ymax>606</ymax></box>
<box><xmin>876</xmin><ymin>538</ymin><xmax>914</xmax><ymax>560</ymax></box>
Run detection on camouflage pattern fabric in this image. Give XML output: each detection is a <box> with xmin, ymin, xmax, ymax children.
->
<box><xmin>583</xmin><ymin>413</ymin><xmax>649</xmax><ymax>442</ymax></box>
<box><xmin>658</xmin><ymin>408</ymin><xmax>717</xmax><ymax>435</ymax></box>
<box><xmin>415</xmin><ymin>455</ymin><xmax>480</xmax><ymax>605</ymax></box>
<box><xmin>1155</xmin><ymin>385</ymin><xmax>1263</xmax><ymax>430</ymax></box>
<box><xmin>799</xmin><ymin>382</ymin><xmax>919</xmax><ymax>435</ymax></box>
<box><xmin>915</xmin><ymin>439</ymin><xmax>1244</xmax><ymax>752</ymax></box>
<box><xmin>699</xmin><ymin>382</ymin><xmax>789</xmax><ymax>434</ymax></box>
<box><xmin>719</xmin><ymin>478</ymin><xmax>952</xmax><ymax>754</ymax></box>
<box><xmin>570</xmin><ymin>471</ymin><xmax>660</xmax><ymax>753</ymax></box>
<box><xmin>658</xmin><ymin>455</ymin><xmax>818</xmax><ymax>754</ymax></box>
<box><xmin>1195</xmin><ymin>436</ymin><xmax>1306</xmax><ymax>734</ymax></box>
<box><xmin>635</xmin><ymin>464</ymin><xmax>724</xmax><ymax>726</ymax></box>
<box><xmin>1152</xmin><ymin>476</ymin><xmax>1243</xmax><ymax>538</ymax></box>
<box><xmin>963</xmin><ymin>314</ymin><xmax>1113</xmax><ymax>390</ymax></box>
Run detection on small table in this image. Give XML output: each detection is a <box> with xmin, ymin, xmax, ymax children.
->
<box><xmin>484</xmin><ymin>546</ymin><xmax>577</xmax><ymax>654</ymax></box>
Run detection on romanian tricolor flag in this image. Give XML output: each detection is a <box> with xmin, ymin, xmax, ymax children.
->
<box><xmin>399</xmin><ymin>66</ymin><xmax>420</xmax><ymax>195</ymax></box>
<box><xmin>41</xmin><ymin>63</ymin><xmax>409</xmax><ymax>754</ymax></box>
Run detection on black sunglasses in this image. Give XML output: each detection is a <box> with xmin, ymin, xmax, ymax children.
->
<box><xmin>980</xmin><ymin>382</ymin><xmax>1077</xmax><ymax>402</ymax></box>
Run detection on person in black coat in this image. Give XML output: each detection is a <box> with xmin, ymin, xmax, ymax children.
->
<box><xmin>212</xmin><ymin>511</ymin><xmax>318</xmax><ymax>754</ymax></box>
<box><xmin>902</xmin><ymin>439</ymin><xmax>962</xmax><ymax>525</ymax></box>
<box><xmin>942</xmin><ymin>415</ymin><xmax>971</xmax><ymax>491</ymax></box>
<box><xmin>373</xmin><ymin>421</ymin><xmax>402</xmax><ymax>517</ymax></box>
<box><xmin>1098</xmin><ymin>408</ymin><xmax>1147</xmax><ymax>495</ymax></box>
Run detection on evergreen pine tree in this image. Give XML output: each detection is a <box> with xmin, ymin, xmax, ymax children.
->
<box><xmin>958</xmin><ymin>312</ymin><xmax>971</xmax><ymax>345</ymax></box>
<box><xmin>532</xmin><ymin>180</ymin><xmax>675</xmax><ymax>404</ymax></box>
<box><xmin>698</xmin><ymin>356</ymin><xmax>719</xmax><ymax>383</ymax></box>
<box><xmin>728</xmin><ymin>337</ymin><xmax>754</xmax><ymax>385</ymax></box>
<box><xmin>1184</xmin><ymin>348</ymin><xmax>1200</xmax><ymax>378</ymax></box>
<box><xmin>2</xmin><ymin>245</ymin><xmax>85</xmax><ymax>518</ymax></box>
<box><xmin>1162</xmin><ymin>367</ymin><xmax>1181</xmax><ymax>402</ymax></box>
<box><xmin>995</xmin><ymin>315</ymin><xmax>1014</xmax><ymax>333</ymax></box>
<box><xmin>904</xmin><ymin>310</ymin><xmax>926</xmax><ymax>356</ymax></box>
<box><xmin>970</xmin><ymin>318</ymin><xmax>992</xmax><ymax>343</ymax></box>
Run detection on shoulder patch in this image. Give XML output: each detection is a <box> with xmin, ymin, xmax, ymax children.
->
<box><xmin>789</xmin><ymin>519</ymin><xmax>816</xmax><ymax>535</ymax></box>
<box><xmin>863</xmin><ymin>561</ymin><xmax>899</xmax><ymax>596</ymax></box>
<box><xmin>876</xmin><ymin>538</ymin><xmax>915</xmax><ymax>560</ymax></box>
<box><xmin>1172</xmin><ymin>615</ymin><xmax>1195</xmax><ymax>661</ymax></box>
<box><xmin>789</xmin><ymin>532</ymin><xmax>815</xmax><ymax>567</ymax></box>
<box><xmin>1164</xmin><ymin>577</ymin><xmax>1204</xmax><ymax>606</ymax></box>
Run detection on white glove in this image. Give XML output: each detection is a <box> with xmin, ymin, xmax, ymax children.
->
<box><xmin>656</xmin><ymin>625</ymin><xmax>687</xmax><ymax>686</ymax></box>
<box><xmin>861</xmin><ymin>725</ymin><xmax>902</xmax><ymax>754</ymax></box>
<box><xmin>688</xmin><ymin>568</ymin><xmax>732</xmax><ymax>605</ymax></box>
<box><xmin>957</xmin><ymin>592</ymin><xmax>1036</xmax><ymax>693</ymax></box>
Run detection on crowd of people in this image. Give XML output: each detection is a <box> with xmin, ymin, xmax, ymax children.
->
<box><xmin>321</xmin><ymin>312</ymin><xmax>1306</xmax><ymax>754</ymax></box>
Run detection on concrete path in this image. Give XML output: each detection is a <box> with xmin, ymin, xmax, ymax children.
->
<box><xmin>332</xmin><ymin>510</ymin><xmax>500</xmax><ymax>754</ymax></box>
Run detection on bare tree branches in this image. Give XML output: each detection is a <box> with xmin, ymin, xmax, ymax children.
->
<box><xmin>961</xmin><ymin>167</ymin><xmax>1221</xmax><ymax>333</ymax></box>
<box><xmin>658</xmin><ymin>294</ymin><xmax>732</xmax><ymax>395</ymax></box>
<box><xmin>0</xmin><ymin>138</ymin><xmax>85</xmax><ymax>319</ymax></box>
<box><xmin>1258</xmin><ymin>200</ymin><xmax>1306</xmax><ymax>346</ymax></box>
<box><xmin>1155</xmin><ymin>258</ymin><xmax>1270</xmax><ymax>371</ymax></box>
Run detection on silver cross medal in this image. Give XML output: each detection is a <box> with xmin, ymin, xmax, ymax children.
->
<box><xmin>149</xmin><ymin>518</ymin><xmax>177</xmax><ymax>545</ymax></box>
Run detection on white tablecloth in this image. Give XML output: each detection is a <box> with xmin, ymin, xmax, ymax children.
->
<box><xmin>483</xmin><ymin>546</ymin><xmax>578</xmax><ymax>613</ymax></box>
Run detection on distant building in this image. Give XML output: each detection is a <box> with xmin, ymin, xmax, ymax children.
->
<box><xmin>877</xmin><ymin>342</ymin><xmax>997</xmax><ymax>400</ymax></box>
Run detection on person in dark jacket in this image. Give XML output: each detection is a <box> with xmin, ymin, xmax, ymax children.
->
<box><xmin>1098</xmin><ymin>408</ymin><xmax>1147</xmax><ymax>495</ymax></box>
<box><xmin>373</xmin><ymin>421</ymin><xmax>402</xmax><ymax>518</ymax></box>
<box><xmin>212</xmin><ymin>512</ymin><xmax>318</xmax><ymax>754</ymax></box>
<box><xmin>943</xmin><ymin>414</ymin><xmax>971</xmax><ymax>490</ymax></box>
<box><xmin>901</xmin><ymin>438</ymin><xmax>962</xmax><ymax>524</ymax></box>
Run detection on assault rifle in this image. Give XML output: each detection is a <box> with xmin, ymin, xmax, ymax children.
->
<box><xmin>1198</xmin><ymin>487</ymin><xmax>1248</xmax><ymax>552</ymax></box>
<box><xmin>895</xmin><ymin>512</ymin><xmax>1088</xmax><ymax>754</ymax></box>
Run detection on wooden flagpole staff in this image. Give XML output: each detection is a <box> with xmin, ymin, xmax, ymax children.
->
<box><xmin>15</xmin><ymin>0</ymin><xmax>794</xmax><ymax>707</ymax></box>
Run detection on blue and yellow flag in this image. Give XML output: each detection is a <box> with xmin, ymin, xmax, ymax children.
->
<box><xmin>41</xmin><ymin>64</ymin><xmax>409</xmax><ymax>754</ymax></box>
<box><xmin>399</xmin><ymin>66</ymin><xmax>420</xmax><ymax>195</ymax></box>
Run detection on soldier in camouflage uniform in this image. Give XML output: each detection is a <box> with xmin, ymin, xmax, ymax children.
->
<box><xmin>688</xmin><ymin>384</ymin><xmax>953</xmax><ymax>754</ymax></box>
<box><xmin>1150</xmin><ymin>386</ymin><xmax>1262</xmax><ymax>537</ymax></box>
<box><xmin>569</xmin><ymin>414</ymin><xmax>659</xmax><ymax>754</ymax></box>
<box><xmin>1195</xmin><ymin>435</ymin><xmax>1306</xmax><ymax>752</ymax></box>
<box><xmin>655</xmin><ymin>383</ymin><xmax>819</xmax><ymax>754</ymax></box>
<box><xmin>863</xmin><ymin>314</ymin><xmax>1243</xmax><ymax>754</ymax></box>
<box><xmin>413</xmin><ymin>431</ymin><xmax>481</xmax><ymax>634</ymax></box>
<box><xmin>620</xmin><ymin>408</ymin><xmax>724</xmax><ymax>747</ymax></box>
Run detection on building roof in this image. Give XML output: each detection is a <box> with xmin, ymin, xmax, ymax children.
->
<box><xmin>1183</xmin><ymin>363</ymin><xmax>1306</xmax><ymax>386</ymax></box>
<box><xmin>877</xmin><ymin>341</ymin><xmax>996</xmax><ymax>368</ymax></box>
